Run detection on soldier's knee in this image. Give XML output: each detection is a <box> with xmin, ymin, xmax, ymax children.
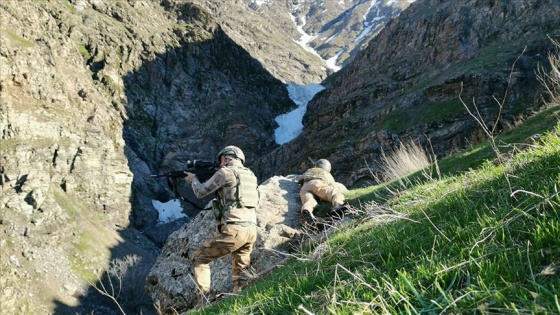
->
<box><xmin>192</xmin><ymin>247</ymin><xmax>216</xmax><ymax>265</ymax></box>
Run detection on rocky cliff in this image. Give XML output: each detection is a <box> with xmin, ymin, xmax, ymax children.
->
<box><xmin>186</xmin><ymin>0</ymin><xmax>415</xmax><ymax>78</ymax></box>
<box><xmin>0</xmin><ymin>0</ymin><xmax>310</xmax><ymax>313</ymax></box>
<box><xmin>291</xmin><ymin>0</ymin><xmax>415</xmax><ymax>68</ymax></box>
<box><xmin>253</xmin><ymin>0</ymin><xmax>560</xmax><ymax>186</ymax></box>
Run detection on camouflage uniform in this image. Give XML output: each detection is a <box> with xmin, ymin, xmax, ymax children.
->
<box><xmin>187</xmin><ymin>158</ymin><xmax>257</xmax><ymax>295</ymax></box>
<box><xmin>297</xmin><ymin>167</ymin><xmax>346</xmax><ymax>213</ymax></box>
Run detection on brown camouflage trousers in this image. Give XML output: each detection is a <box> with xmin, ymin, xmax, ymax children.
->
<box><xmin>192</xmin><ymin>223</ymin><xmax>257</xmax><ymax>293</ymax></box>
<box><xmin>300</xmin><ymin>179</ymin><xmax>345</xmax><ymax>212</ymax></box>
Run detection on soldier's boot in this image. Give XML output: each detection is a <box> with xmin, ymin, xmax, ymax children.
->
<box><xmin>329</xmin><ymin>204</ymin><xmax>349</xmax><ymax>220</ymax></box>
<box><xmin>194</xmin><ymin>292</ymin><xmax>206</xmax><ymax>309</ymax></box>
<box><xmin>300</xmin><ymin>209</ymin><xmax>316</xmax><ymax>226</ymax></box>
<box><xmin>233</xmin><ymin>278</ymin><xmax>248</xmax><ymax>294</ymax></box>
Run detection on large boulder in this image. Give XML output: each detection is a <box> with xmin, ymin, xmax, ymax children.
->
<box><xmin>145</xmin><ymin>175</ymin><xmax>305</xmax><ymax>312</ymax></box>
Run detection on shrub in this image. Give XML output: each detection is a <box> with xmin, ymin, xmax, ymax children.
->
<box><xmin>378</xmin><ymin>140</ymin><xmax>431</xmax><ymax>182</ymax></box>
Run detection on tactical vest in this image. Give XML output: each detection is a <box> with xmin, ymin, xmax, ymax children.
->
<box><xmin>303</xmin><ymin>167</ymin><xmax>329</xmax><ymax>183</ymax></box>
<box><xmin>211</xmin><ymin>165</ymin><xmax>259</xmax><ymax>223</ymax></box>
<box><xmin>227</xmin><ymin>165</ymin><xmax>259</xmax><ymax>209</ymax></box>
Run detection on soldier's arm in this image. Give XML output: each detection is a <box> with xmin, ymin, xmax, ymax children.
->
<box><xmin>190</xmin><ymin>169</ymin><xmax>227</xmax><ymax>198</ymax></box>
<box><xmin>297</xmin><ymin>169</ymin><xmax>309</xmax><ymax>185</ymax></box>
<box><xmin>324</xmin><ymin>171</ymin><xmax>337</xmax><ymax>186</ymax></box>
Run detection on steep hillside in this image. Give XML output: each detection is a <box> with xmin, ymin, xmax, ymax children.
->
<box><xmin>187</xmin><ymin>110</ymin><xmax>560</xmax><ymax>315</ymax></box>
<box><xmin>185</xmin><ymin>0</ymin><xmax>329</xmax><ymax>84</ymax></box>
<box><xmin>253</xmin><ymin>0</ymin><xmax>560</xmax><ymax>187</ymax></box>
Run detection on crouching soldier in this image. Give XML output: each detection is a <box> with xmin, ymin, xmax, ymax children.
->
<box><xmin>184</xmin><ymin>145</ymin><xmax>258</xmax><ymax>306</ymax></box>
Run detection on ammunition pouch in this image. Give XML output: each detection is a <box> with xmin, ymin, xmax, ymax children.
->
<box><xmin>211</xmin><ymin>198</ymin><xmax>222</xmax><ymax>222</ymax></box>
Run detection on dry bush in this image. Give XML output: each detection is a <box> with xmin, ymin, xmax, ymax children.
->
<box><xmin>378</xmin><ymin>140</ymin><xmax>431</xmax><ymax>182</ymax></box>
<box><xmin>91</xmin><ymin>254</ymin><xmax>152</xmax><ymax>314</ymax></box>
<box><xmin>537</xmin><ymin>37</ymin><xmax>560</xmax><ymax>106</ymax></box>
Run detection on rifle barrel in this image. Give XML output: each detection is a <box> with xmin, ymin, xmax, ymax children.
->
<box><xmin>150</xmin><ymin>161</ymin><xmax>219</xmax><ymax>180</ymax></box>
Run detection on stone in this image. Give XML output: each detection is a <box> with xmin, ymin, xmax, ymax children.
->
<box><xmin>146</xmin><ymin>175</ymin><xmax>305</xmax><ymax>312</ymax></box>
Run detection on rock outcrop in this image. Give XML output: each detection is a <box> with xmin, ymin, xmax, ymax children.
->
<box><xmin>290</xmin><ymin>0</ymin><xmax>414</xmax><ymax>68</ymax></box>
<box><xmin>2</xmin><ymin>0</ymin><xmax>382</xmax><ymax>311</ymax></box>
<box><xmin>183</xmin><ymin>0</ymin><xmax>415</xmax><ymax>80</ymax></box>
<box><xmin>146</xmin><ymin>175</ymin><xmax>306</xmax><ymax>312</ymax></box>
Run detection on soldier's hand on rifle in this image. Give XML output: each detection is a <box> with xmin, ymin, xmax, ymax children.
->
<box><xmin>184</xmin><ymin>171</ymin><xmax>196</xmax><ymax>184</ymax></box>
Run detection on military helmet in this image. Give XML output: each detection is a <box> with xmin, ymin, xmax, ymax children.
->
<box><xmin>315</xmin><ymin>159</ymin><xmax>331</xmax><ymax>172</ymax></box>
<box><xmin>217</xmin><ymin>145</ymin><xmax>245</xmax><ymax>164</ymax></box>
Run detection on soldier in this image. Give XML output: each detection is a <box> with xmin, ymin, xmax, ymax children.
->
<box><xmin>184</xmin><ymin>145</ymin><xmax>259</xmax><ymax>305</ymax></box>
<box><xmin>297</xmin><ymin>159</ymin><xmax>348</xmax><ymax>225</ymax></box>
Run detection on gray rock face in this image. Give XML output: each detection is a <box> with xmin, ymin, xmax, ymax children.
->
<box><xmin>0</xmin><ymin>0</ymin><xmax>306</xmax><ymax>312</ymax></box>
<box><xmin>182</xmin><ymin>0</ymin><xmax>414</xmax><ymax>81</ymax></box>
<box><xmin>0</xmin><ymin>0</ymin><xmax>402</xmax><ymax>313</ymax></box>
<box><xmin>146</xmin><ymin>175</ymin><xmax>304</xmax><ymax>312</ymax></box>
<box><xmin>290</xmin><ymin>0</ymin><xmax>415</xmax><ymax>68</ymax></box>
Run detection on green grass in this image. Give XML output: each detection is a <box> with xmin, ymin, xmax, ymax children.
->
<box><xmin>53</xmin><ymin>188</ymin><xmax>83</xmax><ymax>216</ymax></box>
<box><xmin>348</xmin><ymin>104</ymin><xmax>560</xmax><ymax>206</ymax></box>
<box><xmin>373</xmin><ymin>99</ymin><xmax>467</xmax><ymax>132</ymax></box>
<box><xmin>78</xmin><ymin>44</ymin><xmax>91</xmax><ymax>60</ymax></box>
<box><xmin>64</xmin><ymin>1</ymin><xmax>77</xmax><ymax>14</ymax></box>
<box><xmin>187</xmin><ymin>117</ymin><xmax>560</xmax><ymax>314</ymax></box>
<box><xmin>438</xmin><ymin>104</ymin><xmax>560</xmax><ymax>175</ymax></box>
<box><xmin>2</xmin><ymin>29</ymin><xmax>34</xmax><ymax>47</ymax></box>
<box><xmin>69</xmin><ymin>231</ymin><xmax>104</xmax><ymax>282</ymax></box>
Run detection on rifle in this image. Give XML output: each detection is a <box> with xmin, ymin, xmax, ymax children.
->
<box><xmin>150</xmin><ymin>160</ymin><xmax>219</xmax><ymax>182</ymax></box>
<box><xmin>151</xmin><ymin>160</ymin><xmax>220</xmax><ymax>210</ymax></box>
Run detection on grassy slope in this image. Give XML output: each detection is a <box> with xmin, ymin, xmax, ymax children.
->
<box><xmin>186</xmin><ymin>102</ymin><xmax>560</xmax><ymax>314</ymax></box>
